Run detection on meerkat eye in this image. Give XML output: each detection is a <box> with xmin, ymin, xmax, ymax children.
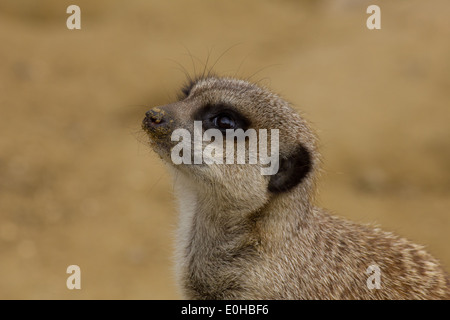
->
<box><xmin>213</xmin><ymin>114</ymin><xmax>236</xmax><ymax>129</ymax></box>
<box><xmin>193</xmin><ymin>103</ymin><xmax>250</xmax><ymax>133</ymax></box>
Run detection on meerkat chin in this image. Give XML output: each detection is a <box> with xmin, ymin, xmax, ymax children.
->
<box><xmin>142</xmin><ymin>76</ymin><xmax>450</xmax><ymax>300</ymax></box>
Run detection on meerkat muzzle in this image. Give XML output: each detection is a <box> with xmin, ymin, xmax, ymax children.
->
<box><xmin>142</xmin><ymin>107</ymin><xmax>174</xmax><ymax>137</ymax></box>
<box><xmin>144</xmin><ymin>107</ymin><xmax>165</xmax><ymax>125</ymax></box>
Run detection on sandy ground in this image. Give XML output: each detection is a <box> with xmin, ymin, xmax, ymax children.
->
<box><xmin>0</xmin><ymin>0</ymin><xmax>449</xmax><ymax>299</ymax></box>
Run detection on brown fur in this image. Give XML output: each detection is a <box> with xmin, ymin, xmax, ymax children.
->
<box><xmin>142</xmin><ymin>76</ymin><xmax>450</xmax><ymax>299</ymax></box>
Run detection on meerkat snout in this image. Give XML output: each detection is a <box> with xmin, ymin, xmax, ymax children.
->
<box><xmin>142</xmin><ymin>75</ymin><xmax>449</xmax><ymax>300</ymax></box>
<box><xmin>144</xmin><ymin>108</ymin><xmax>166</xmax><ymax>125</ymax></box>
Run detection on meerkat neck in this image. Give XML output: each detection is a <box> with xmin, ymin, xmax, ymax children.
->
<box><xmin>171</xmin><ymin>168</ymin><xmax>317</xmax><ymax>298</ymax></box>
<box><xmin>174</xmin><ymin>183</ymin><xmax>315</xmax><ymax>299</ymax></box>
<box><xmin>173</xmin><ymin>171</ymin><xmax>315</xmax><ymax>254</ymax></box>
<box><xmin>174</xmin><ymin>183</ymin><xmax>262</xmax><ymax>298</ymax></box>
<box><xmin>258</xmin><ymin>189</ymin><xmax>315</xmax><ymax>240</ymax></box>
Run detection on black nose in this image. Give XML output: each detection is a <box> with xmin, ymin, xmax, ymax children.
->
<box><xmin>145</xmin><ymin>108</ymin><xmax>166</xmax><ymax>125</ymax></box>
<box><xmin>142</xmin><ymin>107</ymin><xmax>170</xmax><ymax>132</ymax></box>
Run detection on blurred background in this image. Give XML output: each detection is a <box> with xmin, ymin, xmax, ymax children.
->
<box><xmin>0</xmin><ymin>0</ymin><xmax>449</xmax><ymax>299</ymax></box>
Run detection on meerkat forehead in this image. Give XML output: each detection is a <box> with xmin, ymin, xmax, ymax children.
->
<box><xmin>182</xmin><ymin>77</ymin><xmax>283</xmax><ymax>110</ymax></box>
<box><xmin>183</xmin><ymin>76</ymin><xmax>259</xmax><ymax>97</ymax></box>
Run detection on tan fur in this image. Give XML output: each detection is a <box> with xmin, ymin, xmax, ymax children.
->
<box><xmin>143</xmin><ymin>76</ymin><xmax>450</xmax><ymax>299</ymax></box>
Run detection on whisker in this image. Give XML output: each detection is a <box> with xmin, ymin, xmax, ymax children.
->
<box><xmin>207</xmin><ymin>42</ymin><xmax>243</xmax><ymax>77</ymax></box>
<box><xmin>201</xmin><ymin>46</ymin><xmax>214</xmax><ymax>79</ymax></box>
<box><xmin>245</xmin><ymin>63</ymin><xmax>282</xmax><ymax>82</ymax></box>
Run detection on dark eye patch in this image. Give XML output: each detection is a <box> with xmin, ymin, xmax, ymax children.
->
<box><xmin>193</xmin><ymin>103</ymin><xmax>250</xmax><ymax>133</ymax></box>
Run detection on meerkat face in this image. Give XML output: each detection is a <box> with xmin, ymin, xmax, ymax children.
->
<box><xmin>143</xmin><ymin>76</ymin><xmax>317</xmax><ymax>213</ymax></box>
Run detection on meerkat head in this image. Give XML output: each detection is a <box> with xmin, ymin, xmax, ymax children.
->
<box><xmin>142</xmin><ymin>76</ymin><xmax>319</xmax><ymax>214</ymax></box>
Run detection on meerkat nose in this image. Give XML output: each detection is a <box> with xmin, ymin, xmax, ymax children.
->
<box><xmin>142</xmin><ymin>107</ymin><xmax>173</xmax><ymax>135</ymax></box>
<box><xmin>144</xmin><ymin>107</ymin><xmax>167</xmax><ymax>127</ymax></box>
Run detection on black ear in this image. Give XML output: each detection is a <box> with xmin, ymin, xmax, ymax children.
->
<box><xmin>268</xmin><ymin>145</ymin><xmax>312</xmax><ymax>193</ymax></box>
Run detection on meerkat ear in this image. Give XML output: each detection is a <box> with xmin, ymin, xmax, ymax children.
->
<box><xmin>268</xmin><ymin>145</ymin><xmax>312</xmax><ymax>193</ymax></box>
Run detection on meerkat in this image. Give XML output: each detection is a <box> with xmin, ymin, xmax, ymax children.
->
<box><xmin>142</xmin><ymin>75</ymin><xmax>450</xmax><ymax>300</ymax></box>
